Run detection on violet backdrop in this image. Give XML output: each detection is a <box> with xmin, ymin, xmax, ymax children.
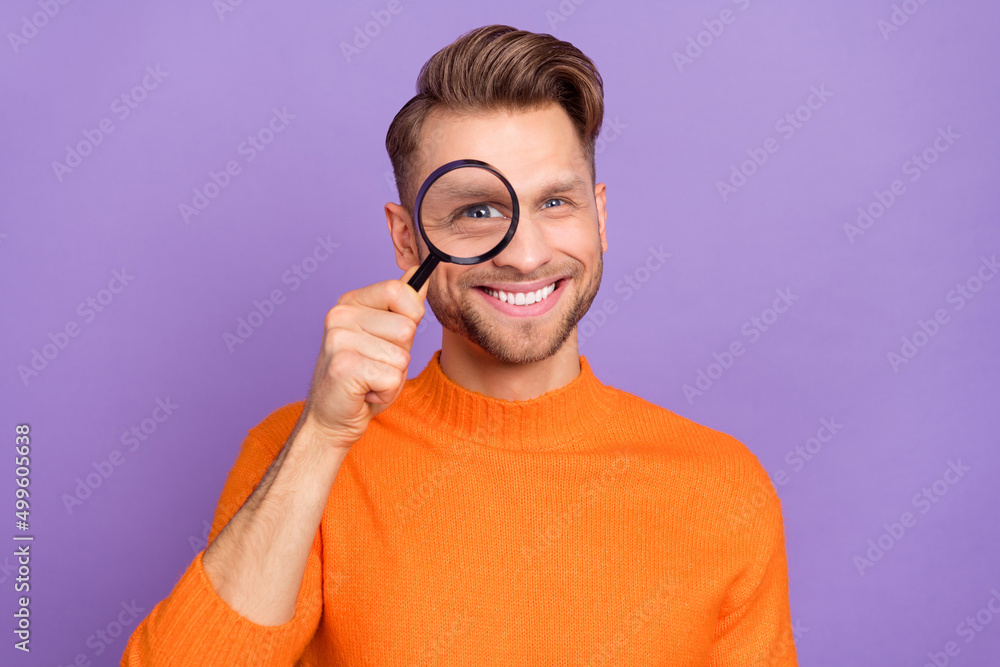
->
<box><xmin>1</xmin><ymin>0</ymin><xmax>998</xmax><ymax>665</ymax></box>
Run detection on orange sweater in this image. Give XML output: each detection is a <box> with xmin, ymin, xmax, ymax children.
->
<box><xmin>122</xmin><ymin>350</ymin><xmax>797</xmax><ymax>666</ymax></box>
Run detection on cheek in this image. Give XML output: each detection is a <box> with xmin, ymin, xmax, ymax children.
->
<box><xmin>561</xmin><ymin>235</ymin><xmax>601</xmax><ymax>269</ymax></box>
<box><xmin>555</xmin><ymin>218</ymin><xmax>601</xmax><ymax>252</ymax></box>
<box><xmin>428</xmin><ymin>268</ymin><xmax>465</xmax><ymax>300</ymax></box>
<box><xmin>426</xmin><ymin>275</ymin><xmax>446</xmax><ymax>304</ymax></box>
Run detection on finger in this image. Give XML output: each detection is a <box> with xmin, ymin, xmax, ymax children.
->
<box><xmin>356</xmin><ymin>358</ymin><xmax>405</xmax><ymax>404</ymax></box>
<box><xmin>351</xmin><ymin>308</ymin><xmax>420</xmax><ymax>350</ymax></box>
<box><xmin>327</xmin><ymin>301</ymin><xmax>417</xmax><ymax>348</ymax></box>
<box><xmin>400</xmin><ymin>264</ymin><xmax>420</xmax><ymax>288</ymax></box>
<box><xmin>403</xmin><ymin>264</ymin><xmax>431</xmax><ymax>301</ymax></box>
<box><xmin>334</xmin><ymin>293</ymin><xmax>422</xmax><ymax>347</ymax></box>
<box><xmin>322</xmin><ymin>349</ymin><xmax>400</xmax><ymax>403</ymax></box>
<box><xmin>341</xmin><ymin>328</ymin><xmax>411</xmax><ymax>374</ymax></box>
<box><xmin>342</xmin><ymin>272</ymin><xmax>424</xmax><ymax>322</ymax></box>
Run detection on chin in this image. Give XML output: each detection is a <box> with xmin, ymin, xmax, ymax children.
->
<box><xmin>462</xmin><ymin>304</ymin><xmax>577</xmax><ymax>365</ymax></box>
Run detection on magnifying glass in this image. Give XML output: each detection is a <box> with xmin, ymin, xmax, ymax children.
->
<box><xmin>406</xmin><ymin>159</ymin><xmax>520</xmax><ymax>292</ymax></box>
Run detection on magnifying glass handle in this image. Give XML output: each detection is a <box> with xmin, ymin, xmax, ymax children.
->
<box><xmin>407</xmin><ymin>254</ymin><xmax>440</xmax><ymax>292</ymax></box>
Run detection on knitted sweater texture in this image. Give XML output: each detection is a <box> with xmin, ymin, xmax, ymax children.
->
<box><xmin>122</xmin><ymin>350</ymin><xmax>797</xmax><ymax>666</ymax></box>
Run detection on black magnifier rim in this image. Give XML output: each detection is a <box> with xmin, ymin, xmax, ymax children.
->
<box><xmin>414</xmin><ymin>158</ymin><xmax>520</xmax><ymax>266</ymax></box>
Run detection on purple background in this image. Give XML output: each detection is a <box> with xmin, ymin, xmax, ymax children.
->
<box><xmin>2</xmin><ymin>0</ymin><xmax>998</xmax><ymax>664</ymax></box>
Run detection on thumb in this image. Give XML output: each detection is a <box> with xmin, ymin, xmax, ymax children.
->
<box><xmin>400</xmin><ymin>263</ymin><xmax>431</xmax><ymax>301</ymax></box>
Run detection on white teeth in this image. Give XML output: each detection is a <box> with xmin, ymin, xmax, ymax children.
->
<box><xmin>483</xmin><ymin>282</ymin><xmax>557</xmax><ymax>306</ymax></box>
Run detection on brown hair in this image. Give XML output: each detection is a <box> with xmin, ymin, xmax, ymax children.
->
<box><xmin>385</xmin><ymin>24</ymin><xmax>604</xmax><ymax>216</ymax></box>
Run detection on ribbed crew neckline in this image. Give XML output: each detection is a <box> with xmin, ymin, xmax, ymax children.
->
<box><xmin>399</xmin><ymin>349</ymin><xmax>616</xmax><ymax>452</ymax></box>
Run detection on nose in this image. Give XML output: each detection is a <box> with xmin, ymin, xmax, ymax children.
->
<box><xmin>490</xmin><ymin>210</ymin><xmax>552</xmax><ymax>274</ymax></box>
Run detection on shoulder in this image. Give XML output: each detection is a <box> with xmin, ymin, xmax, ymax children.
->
<box><xmin>245</xmin><ymin>400</ymin><xmax>306</xmax><ymax>456</ymax></box>
<box><xmin>602</xmin><ymin>385</ymin><xmax>775</xmax><ymax>495</ymax></box>
<box><xmin>609</xmin><ymin>387</ymin><xmax>785</xmax><ymax>537</ymax></box>
<box><xmin>603</xmin><ymin>385</ymin><xmax>749</xmax><ymax>453</ymax></box>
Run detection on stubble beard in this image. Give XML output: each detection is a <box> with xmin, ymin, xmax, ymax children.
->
<box><xmin>426</xmin><ymin>253</ymin><xmax>604</xmax><ymax>365</ymax></box>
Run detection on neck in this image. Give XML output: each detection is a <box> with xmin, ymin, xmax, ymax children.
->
<box><xmin>439</xmin><ymin>328</ymin><xmax>582</xmax><ymax>401</ymax></box>
<box><xmin>399</xmin><ymin>343</ymin><xmax>611</xmax><ymax>452</ymax></box>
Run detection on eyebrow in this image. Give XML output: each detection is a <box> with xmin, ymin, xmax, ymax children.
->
<box><xmin>433</xmin><ymin>183</ymin><xmax>504</xmax><ymax>199</ymax></box>
<box><xmin>429</xmin><ymin>174</ymin><xmax>590</xmax><ymax>203</ymax></box>
<box><xmin>531</xmin><ymin>175</ymin><xmax>590</xmax><ymax>199</ymax></box>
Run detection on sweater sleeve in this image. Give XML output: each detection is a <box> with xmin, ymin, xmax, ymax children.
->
<box><xmin>121</xmin><ymin>415</ymin><xmax>323</xmax><ymax>666</ymax></box>
<box><xmin>706</xmin><ymin>469</ymin><xmax>798</xmax><ymax>667</ymax></box>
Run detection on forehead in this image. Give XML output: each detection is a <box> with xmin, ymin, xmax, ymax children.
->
<box><xmin>415</xmin><ymin>103</ymin><xmax>590</xmax><ymax>196</ymax></box>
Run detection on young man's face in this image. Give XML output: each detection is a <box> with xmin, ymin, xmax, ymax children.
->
<box><xmin>388</xmin><ymin>102</ymin><xmax>607</xmax><ymax>365</ymax></box>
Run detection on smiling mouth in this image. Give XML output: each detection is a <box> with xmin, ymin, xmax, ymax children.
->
<box><xmin>476</xmin><ymin>280</ymin><xmax>561</xmax><ymax>306</ymax></box>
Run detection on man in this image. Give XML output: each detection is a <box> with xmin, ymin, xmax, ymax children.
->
<box><xmin>123</xmin><ymin>25</ymin><xmax>797</xmax><ymax>666</ymax></box>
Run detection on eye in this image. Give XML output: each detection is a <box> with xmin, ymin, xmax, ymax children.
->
<box><xmin>461</xmin><ymin>203</ymin><xmax>504</xmax><ymax>219</ymax></box>
<box><xmin>542</xmin><ymin>198</ymin><xmax>565</xmax><ymax>209</ymax></box>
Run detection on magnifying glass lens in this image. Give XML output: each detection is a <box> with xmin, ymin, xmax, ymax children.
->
<box><xmin>419</xmin><ymin>166</ymin><xmax>515</xmax><ymax>260</ymax></box>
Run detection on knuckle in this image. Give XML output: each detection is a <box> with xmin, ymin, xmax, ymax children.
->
<box><xmin>400</xmin><ymin>317</ymin><xmax>418</xmax><ymax>340</ymax></box>
<box><xmin>325</xmin><ymin>303</ymin><xmax>348</xmax><ymax>329</ymax></box>
<box><xmin>385</xmin><ymin>280</ymin><xmax>403</xmax><ymax>303</ymax></box>
<box><xmin>378</xmin><ymin>344</ymin><xmax>408</xmax><ymax>370</ymax></box>
<box><xmin>326</xmin><ymin>349</ymin><xmax>354</xmax><ymax>380</ymax></box>
<box><xmin>335</xmin><ymin>289</ymin><xmax>357</xmax><ymax>307</ymax></box>
<box><xmin>325</xmin><ymin>327</ymin><xmax>348</xmax><ymax>352</ymax></box>
<box><xmin>363</xmin><ymin>359</ymin><xmax>382</xmax><ymax>381</ymax></box>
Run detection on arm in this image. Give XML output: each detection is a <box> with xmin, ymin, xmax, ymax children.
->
<box><xmin>121</xmin><ymin>411</ymin><xmax>341</xmax><ymax>666</ymax></box>
<box><xmin>122</xmin><ymin>265</ymin><xmax>428</xmax><ymax>666</ymax></box>
<box><xmin>707</xmin><ymin>475</ymin><xmax>798</xmax><ymax>667</ymax></box>
<box><xmin>201</xmin><ymin>418</ymin><xmax>347</xmax><ymax>625</ymax></box>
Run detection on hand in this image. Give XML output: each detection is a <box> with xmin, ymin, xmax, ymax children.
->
<box><xmin>300</xmin><ymin>264</ymin><xmax>429</xmax><ymax>451</ymax></box>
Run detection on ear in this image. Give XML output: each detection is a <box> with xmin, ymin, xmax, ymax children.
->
<box><xmin>594</xmin><ymin>181</ymin><xmax>607</xmax><ymax>254</ymax></box>
<box><xmin>385</xmin><ymin>202</ymin><xmax>421</xmax><ymax>271</ymax></box>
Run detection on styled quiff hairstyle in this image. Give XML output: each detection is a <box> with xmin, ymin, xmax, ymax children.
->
<box><xmin>385</xmin><ymin>24</ymin><xmax>604</xmax><ymax>216</ymax></box>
